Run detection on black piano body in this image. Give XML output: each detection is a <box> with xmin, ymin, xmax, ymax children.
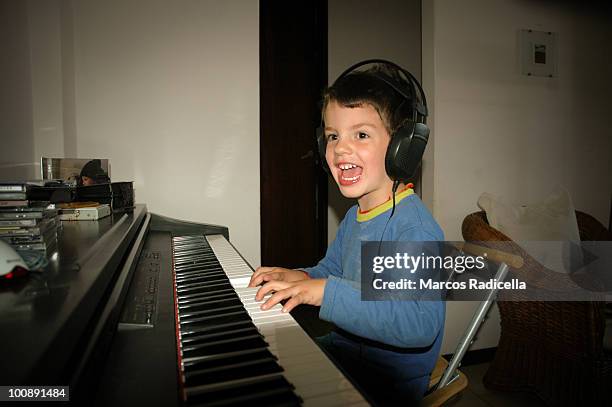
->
<box><xmin>0</xmin><ymin>204</ymin><xmax>367</xmax><ymax>406</ymax></box>
<box><xmin>0</xmin><ymin>204</ymin><xmax>227</xmax><ymax>405</ymax></box>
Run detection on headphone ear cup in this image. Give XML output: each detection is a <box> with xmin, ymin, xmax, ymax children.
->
<box><xmin>385</xmin><ymin>122</ymin><xmax>430</xmax><ymax>182</ymax></box>
<box><xmin>316</xmin><ymin>126</ymin><xmax>330</xmax><ymax>174</ymax></box>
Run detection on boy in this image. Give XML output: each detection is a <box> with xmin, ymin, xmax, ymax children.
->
<box><xmin>249</xmin><ymin>61</ymin><xmax>445</xmax><ymax>405</ymax></box>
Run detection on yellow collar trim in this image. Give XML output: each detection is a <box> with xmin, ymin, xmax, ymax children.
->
<box><xmin>356</xmin><ymin>188</ymin><xmax>414</xmax><ymax>222</ymax></box>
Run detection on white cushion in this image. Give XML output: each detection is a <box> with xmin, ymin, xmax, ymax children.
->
<box><xmin>477</xmin><ymin>185</ymin><xmax>580</xmax><ymax>272</ymax></box>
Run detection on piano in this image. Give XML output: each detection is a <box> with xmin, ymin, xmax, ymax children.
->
<box><xmin>0</xmin><ymin>205</ymin><xmax>367</xmax><ymax>406</ymax></box>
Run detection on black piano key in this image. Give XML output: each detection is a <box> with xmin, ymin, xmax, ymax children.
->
<box><xmin>179</xmin><ymin>294</ymin><xmax>241</xmax><ymax>309</ymax></box>
<box><xmin>175</xmin><ymin>266</ymin><xmax>225</xmax><ymax>276</ymax></box>
<box><xmin>180</xmin><ymin>308</ymin><xmax>249</xmax><ymax>324</ymax></box>
<box><xmin>175</xmin><ymin>259</ymin><xmax>220</xmax><ymax>269</ymax></box>
<box><xmin>174</xmin><ymin>249</ymin><xmax>215</xmax><ymax>257</ymax></box>
<box><xmin>174</xmin><ymin>247</ymin><xmax>213</xmax><ymax>254</ymax></box>
<box><xmin>184</xmin><ymin>348</ymin><xmax>277</xmax><ymax>378</ymax></box>
<box><xmin>180</xmin><ymin>312</ymin><xmax>252</xmax><ymax>334</ymax></box>
<box><xmin>186</xmin><ymin>375</ymin><xmax>300</xmax><ymax>407</ymax></box>
<box><xmin>182</xmin><ymin>333</ymin><xmax>263</xmax><ymax>353</ymax></box>
<box><xmin>182</xmin><ymin>336</ymin><xmax>268</xmax><ymax>361</ymax></box>
<box><xmin>180</xmin><ymin>319</ymin><xmax>255</xmax><ymax>340</ymax></box>
<box><xmin>176</xmin><ymin>278</ymin><xmax>230</xmax><ymax>291</ymax></box>
<box><xmin>185</xmin><ymin>357</ymin><xmax>282</xmax><ymax>387</ymax></box>
<box><xmin>176</xmin><ymin>272</ymin><xmax>226</xmax><ymax>283</ymax></box>
<box><xmin>175</xmin><ymin>259</ymin><xmax>222</xmax><ymax>269</ymax></box>
<box><xmin>182</xmin><ymin>347</ymin><xmax>271</xmax><ymax>368</ymax></box>
<box><xmin>181</xmin><ymin>326</ymin><xmax>259</xmax><ymax>345</ymax></box>
<box><xmin>176</xmin><ymin>274</ymin><xmax>227</xmax><ymax>286</ymax></box>
<box><xmin>179</xmin><ymin>294</ymin><xmax>241</xmax><ymax>307</ymax></box>
<box><xmin>180</xmin><ymin>303</ymin><xmax>245</xmax><ymax>319</ymax></box>
<box><xmin>176</xmin><ymin>276</ymin><xmax>230</xmax><ymax>288</ymax></box>
<box><xmin>178</xmin><ymin>291</ymin><xmax>238</xmax><ymax>305</ymax></box>
<box><xmin>177</xmin><ymin>281</ymin><xmax>233</xmax><ymax>295</ymax></box>
<box><xmin>175</xmin><ymin>260</ymin><xmax>220</xmax><ymax>269</ymax></box>
<box><xmin>176</xmin><ymin>270</ymin><xmax>226</xmax><ymax>281</ymax></box>
<box><xmin>183</xmin><ymin>348</ymin><xmax>275</xmax><ymax>373</ymax></box>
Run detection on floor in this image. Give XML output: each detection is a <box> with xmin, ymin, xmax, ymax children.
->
<box><xmin>446</xmin><ymin>363</ymin><xmax>545</xmax><ymax>407</ymax></box>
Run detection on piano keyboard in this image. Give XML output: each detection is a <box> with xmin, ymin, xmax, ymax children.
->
<box><xmin>172</xmin><ymin>234</ymin><xmax>367</xmax><ymax>406</ymax></box>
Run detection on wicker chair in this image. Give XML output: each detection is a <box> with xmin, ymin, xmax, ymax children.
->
<box><xmin>462</xmin><ymin>211</ymin><xmax>612</xmax><ymax>406</ymax></box>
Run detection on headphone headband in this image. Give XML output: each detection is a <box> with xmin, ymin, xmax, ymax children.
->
<box><xmin>334</xmin><ymin>59</ymin><xmax>428</xmax><ymax>118</ymax></box>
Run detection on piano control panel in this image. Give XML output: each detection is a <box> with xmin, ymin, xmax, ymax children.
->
<box><xmin>120</xmin><ymin>250</ymin><xmax>162</xmax><ymax>328</ymax></box>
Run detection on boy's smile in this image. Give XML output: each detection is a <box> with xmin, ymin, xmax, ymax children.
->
<box><xmin>337</xmin><ymin>162</ymin><xmax>362</xmax><ymax>185</ymax></box>
<box><xmin>324</xmin><ymin>101</ymin><xmax>396</xmax><ymax>211</ymax></box>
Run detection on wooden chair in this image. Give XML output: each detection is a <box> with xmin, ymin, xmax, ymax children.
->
<box><xmin>423</xmin><ymin>357</ymin><xmax>469</xmax><ymax>406</ymax></box>
<box><xmin>423</xmin><ymin>244</ymin><xmax>522</xmax><ymax>406</ymax></box>
<box><xmin>461</xmin><ymin>210</ymin><xmax>612</xmax><ymax>405</ymax></box>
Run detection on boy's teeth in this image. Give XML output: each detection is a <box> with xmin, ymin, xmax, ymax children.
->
<box><xmin>342</xmin><ymin>175</ymin><xmax>360</xmax><ymax>181</ymax></box>
<box><xmin>339</xmin><ymin>163</ymin><xmax>358</xmax><ymax>170</ymax></box>
<box><xmin>338</xmin><ymin>164</ymin><xmax>363</xmax><ymax>183</ymax></box>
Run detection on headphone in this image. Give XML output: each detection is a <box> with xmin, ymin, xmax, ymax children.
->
<box><xmin>316</xmin><ymin>59</ymin><xmax>429</xmax><ymax>184</ymax></box>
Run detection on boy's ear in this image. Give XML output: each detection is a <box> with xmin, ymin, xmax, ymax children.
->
<box><xmin>316</xmin><ymin>126</ymin><xmax>330</xmax><ymax>174</ymax></box>
<box><xmin>385</xmin><ymin>122</ymin><xmax>430</xmax><ymax>182</ymax></box>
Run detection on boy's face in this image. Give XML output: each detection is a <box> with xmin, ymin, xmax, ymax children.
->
<box><xmin>324</xmin><ymin>101</ymin><xmax>395</xmax><ymax>210</ymax></box>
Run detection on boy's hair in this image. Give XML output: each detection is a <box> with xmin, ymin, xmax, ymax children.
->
<box><xmin>322</xmin><ymin>64</ymin><xmax>415</xmax><ymax>135</ymax></box>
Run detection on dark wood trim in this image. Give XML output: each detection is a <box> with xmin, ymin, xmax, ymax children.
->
<box><xmin>259</xmin><ymin>0</ymin><xmax>328</xmax><ymax>267</ymax></box>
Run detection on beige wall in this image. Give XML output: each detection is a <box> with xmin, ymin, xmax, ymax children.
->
<box><xmin>71</xmin><ymin>0</ymin><xmax>260</xmax><ymax>266</ymax></box>
<box><xmin>0</xmin><ymin>0</ymin><xmax>35</xmax><ymax>180</ymax></box>
<box><xmin>3</xmin><ymin>0</ymin><xmax>261</xmax><ymax>266</ymax></box>
<box><xmin>424</xmin><ymin>0</ymin><xmax>612</xmax><ymax>352</ymax></box>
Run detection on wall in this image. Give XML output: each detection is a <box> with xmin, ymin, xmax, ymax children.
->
<box><xmin>71</xmin><ymin>0</ymin><xmax>260</xmax><ymax>265</ymax></box>
<box><xmin>2</xmin><ymin>0</ymin><xmax>261</xmax><ymax>266</ymax></box>
<box><xmin>423</xmin><ymin>0</ymin><xmax>612</xmax><ymax>352</ymax></box>
<box><xmin>327</xmin><ymin>0</ymin><xmax>423</xmax><ymax>243</ymax></box>
<box><xmin>0</xmin><ymin>0</ymin><xmax>35</xmax><ymax>180</ymax></box>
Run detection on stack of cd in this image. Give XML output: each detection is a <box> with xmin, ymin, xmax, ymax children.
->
<box><xmin>0</xmin><ymin>182</ymin><xmax>60</xmax><ymax>255</ymax></box>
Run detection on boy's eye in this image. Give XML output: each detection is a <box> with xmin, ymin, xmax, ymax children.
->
<box><xmin>326</xmin><ymin>133</ymin><xmax>338</xmax><ymax>141</ymax></box>
<box><xmin>357</xmin><ymin>132</ymin><xmax>369</xmax><ymax>139</ymax></box>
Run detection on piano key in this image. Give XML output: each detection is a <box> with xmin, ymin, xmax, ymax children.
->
<box><xmin>203</xmin><ymin>234</ymin><xmax>367</xmax><ymax>406</ymax></box>
<box><xmin>171</xmin><ymin>234</ymin><xmax>366</xmax><ymax>406</ymax></box>
<box><xmin>186</xmin><ymin>376</ymin><xmax>301</xmax><ymax>407</ymax></box>
<box><xmin>183</xmin><ymin>348</ymin><xmax>276</xmax><ymax>374</ymax></box>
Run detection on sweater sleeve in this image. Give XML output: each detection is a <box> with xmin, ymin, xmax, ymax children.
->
<box><xmin>318</xmin><ymin>226</ymin><xmax>445</xmax><ymax>349</ymax></box>
<box><xmin>301</xmin><ymin>212</ymin><xmax>349</xmax><ymax>279</ymax></box>
<box><xmin>319</xmin><ymin>277</ymin><xmax>444</xmax><ymax>348</ymax></box>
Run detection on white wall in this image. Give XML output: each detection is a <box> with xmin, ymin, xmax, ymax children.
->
<box><xmin>70</xmin><ymin>0</ymin><xmax>260</xmax><ymax>266</ymax></box>
<box><xmin>0</xmin><ymin>0</ymin><xmax>36</xmax><ymax>180</ymax></box>
<box><xmin>29</xmin><ymin>0</ymin><xmax>65</xmax><ymax>161</ymax></box>
<box><xmin>327</xmin><ymin>0</ymin><xmax>423</xmax><ymax>243</ymax></box>
<box><xmin>3</xmin><ymin>0</ymin><xmax>261</xmax><ymax>267</ymax></box>
<box><xmin>424</xmin><ymin>0</ymin><xmax>612</xmax><ymax>352</ymax></box>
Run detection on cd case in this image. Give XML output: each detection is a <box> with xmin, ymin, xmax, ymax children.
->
<box><xmin>59</xmin><ymin>204</ymin><xmax>111</xmax><ymax>221</ymax></box>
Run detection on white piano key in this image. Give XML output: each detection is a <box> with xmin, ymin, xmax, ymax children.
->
<box><xmin>171</xmin><ymin>234</ymin><xmax>368</xmax><ymax>405</ymax></box>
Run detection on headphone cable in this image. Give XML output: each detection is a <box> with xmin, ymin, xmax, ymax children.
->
<box><xmin>376</xmin><ymin>180</ymin><xmax>401</xmax><ymax>256</ymax></box>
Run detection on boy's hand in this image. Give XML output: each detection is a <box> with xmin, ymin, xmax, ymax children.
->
<box><xmin>256</xmin><ymin>279</ymin><xmax>326</xmax><ymax>313</ymax></box>
<box><xmin>248</xmin><ymin>266</ymin><xmax>309</xmax><ymax>287</ymax></box>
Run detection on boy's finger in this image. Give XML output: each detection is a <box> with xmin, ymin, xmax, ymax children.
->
<box><xmin>255</xmin><ymin>280</ymin><xmax>289</xmax><ymax>301</ymax></box>
<box><xmin>282</xmin><ymin>295</ymin><xmax>302</xmax><ymax>313</ymax></box>
<box><xmin>261</xmin><ymin>273</ymin><xmax>283</xmax><ymax>283</ymax></box>
<box><xmin>249</xmin><ymin>268</ymin><xmax>276</xmax><ymax>287</ymax></box>
<box><xmin>261</xmin><ymin>286</ymin><xmax>294</xmax><ymax>310</ymax></box>
<box><xmin>248</xmin><ymin>272</ymin><xmax>266</xmax><ymax>287</ymax></box>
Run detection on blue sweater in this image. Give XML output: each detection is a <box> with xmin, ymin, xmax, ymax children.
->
<box><xmin>305</xmin><ymin>189</ymin><xmax>445</xmax><ymax>398</ymax></box>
